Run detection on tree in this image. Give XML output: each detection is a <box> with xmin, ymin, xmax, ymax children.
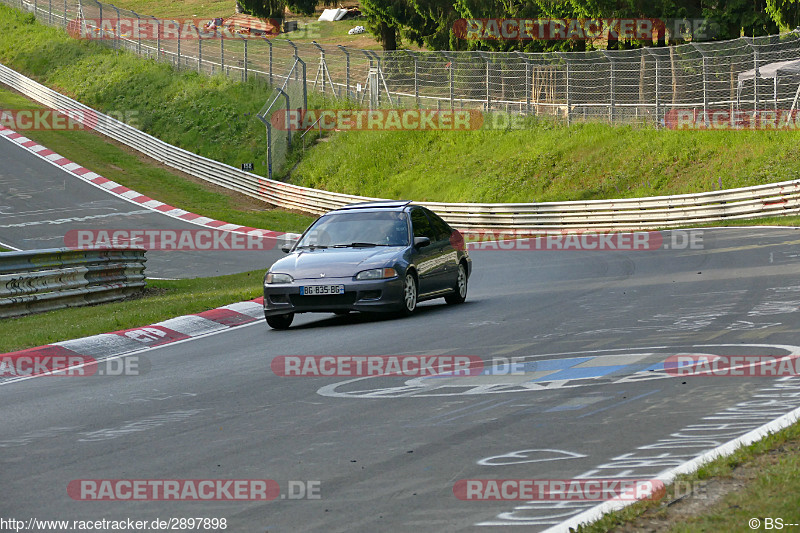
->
<box><xmin>239</xmin><ymin>0</ymin><xmax>286</xmax><ymax>19</ymax></box>
<box><xmin>766</xmin><ymin>0</ymin><xmax>800</xmax><ymax>29</ymax></box>
<box><xmin>361</xmin><ymin>0</ymin><xmax>408</xmax><ymax>50</ymax></box>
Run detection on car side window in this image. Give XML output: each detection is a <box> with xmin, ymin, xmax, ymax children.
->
<box><xmin>426</xmin><ymin>210</ymin><xmax>451</xmax><ymax>242</ymax></box>
<box><xmin>410</xmin><ymin>208</ymin><xmax>433</xmax><ymax>239</ymax></box>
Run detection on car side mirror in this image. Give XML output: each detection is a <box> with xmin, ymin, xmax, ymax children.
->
<box><xmin>280</xmin><ymin>243</ymin><xmax>293</xmax><ymax>253</ymax></box>
<box><xmin>413</xmin><ymin>236</ymin><xmax>431</xmax><ymax>249</ymax></box>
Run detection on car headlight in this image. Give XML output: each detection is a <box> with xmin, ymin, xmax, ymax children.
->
<box><xmin>265</xmin><ymin>272</ymin><xmax>293</xmax><ymax>284</ymax></box>
<box><xmin>355</xmin><ymin>267</ymin><xmax>397</xmax><ymax>280</ymax></box>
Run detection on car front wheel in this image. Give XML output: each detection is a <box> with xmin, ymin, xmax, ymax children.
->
<box><xmin>399</xmin><ymin>273</ymin><xmax>418</xmax><ymax>316</ymax></box>
<box><xmin>266</xmin><ymin>313</ymin><xmax>294</xmax><ymax>329</ymax></box>
<box><xmin>445</xmin><ymin>263</ymin><xmax>467</xmax><ymax>304</ymax></box>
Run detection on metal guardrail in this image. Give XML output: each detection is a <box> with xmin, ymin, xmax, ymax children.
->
<box><xmin>1</xmin><ymin>62</ymin><xmax>799</xmax><ymax>230</ymax></box>
<box><xmin>0</xmin><ymin>247</ymin><xmax>146</xmax><ymax>318</ymax></box>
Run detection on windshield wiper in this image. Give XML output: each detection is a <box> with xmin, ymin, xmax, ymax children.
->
<box><xmin>296</xmin><ymin>244</ymin><xmax>328</xmax><ymax>249</ymax></box>
<box><xmin>332</xmin><ymin>242</ymin><xmax>384</xmax><ymax>248</ymax></box>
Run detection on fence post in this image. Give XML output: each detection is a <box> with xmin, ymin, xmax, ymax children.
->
<box><xmin>691</xmin><ymin>43</ymin><xmax>708</xmax><ymax>123</ymax></box>
<box><xmin>371</xmin><ymin>50</ymin><xmax>393</xmax><ymax>106</ymax></box>
<box><xmin>152</xmin><ymin>16</ymin><xmax>160</xmax><ymax>62</ymax></box>
<box><xmin>243</xmin><ymin>37</ymin><xmax>248</xmax><ymax>82</ymax></box>
<box><xmin>479</xmin><ymin>51</ymin><xmax>491</xmax><ymax>111</ymax></box>
<box><xmin>646</xmin><ymin>48</ymin><xmax>661</xmax><ymax>127</ymax></box>
<box><xmin>311</xmin><ymin>41</ymin><xmax>326</xmax><ymax>94</ymax></box>
<box><xmin>557</xmin><ymin>52</ymin><xmax>571</xmax><ymax>125</ymax></box>
<box><xmin>196</xmin><ymin>23</ymin><xmax>202</xmax><ymax>72</ymax></box>
<box><xmin>265</xmin><ymin>37</ymin><xmax>273</xmax><ymax>85</ymax></box>
<box><xmin>338</xmin><ymin>45</ymin><xmax>351</xmax><ymax>100</ymax></box>
<box><xmin>753</xmin><ymin>39</ymin><xmax>760</xmax><ymax>110</ymax></box>
<box><xmin>441</xmin><ymin>51</ymin><xmax>454</xmax><ymax>110</ymax></box>
<box><xmin>516</xmin><ymin>52</ymin><xmax>530</xmax><ymax>114</ymax></box>
<box><xmin>97</xmin><ymin>1</ymin><xmax>102</xmax><ymax>39</ymax></box>
<box><xmin>602</xmin><ymin>51</ymin><xmax>615</xmax><ymax>123</ymax></box>
<box><xmin>131</xmin><ymin>10</ymin><xmax>141</xmax><ymax>55</ymax></box>
<box><xmin>175</xmin><ymin>20</ymin><xmax>181</xmax><ymax>67</ymax></box>
<box><xmin>299</xmin><ymin>56</ymin><xmax>307</xmax><ymax>109</ymax></box>
<box><xmin>404</xmin><ymin>50</ymin><xmax>418</xmax><ymax>108</ymax></box>
<box><xmin>108</xmin><ymin>3</ymin><xmax>120</xmax><ymax>52</ymax></box>
<box><xmin>287</xmin><ymin>39</ymin><xmax>298</xmax><ymax>82</ymax></box>
<box><xmin>48</xmin><ymin>0</ymin><xmax>52</xmax><ymax>24</ymax></box>
<box><xmin>63</xmin><ymin>0</ymin><xmax>67</xmax><ymax>28</ymax></box>
<box><xmin>220</xmin><ymin>32</ymin><xmax>225</xmax><ymax>75</ymax></box>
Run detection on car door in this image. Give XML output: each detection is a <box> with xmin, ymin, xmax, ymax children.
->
<box><xmin>409</xmin><ymin>207</ymin><xmax>439</xmax><ymax>294</ymax></box>
<box><xmin>424</xmin><ymin>208</ymin><xmax>459</xmax><ymax>287</ymax></box>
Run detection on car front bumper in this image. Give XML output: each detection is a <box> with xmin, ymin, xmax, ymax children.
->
<box><xmin>263</xmin><ymin>276</ymin><xmax>405</xmax><ymax>316</ymax></box>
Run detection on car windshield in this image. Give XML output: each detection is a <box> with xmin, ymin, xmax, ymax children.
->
<box><xmin>296</xmin><ymin>210</ymin><xmax>410</xmax><ymax>249</ymax></box>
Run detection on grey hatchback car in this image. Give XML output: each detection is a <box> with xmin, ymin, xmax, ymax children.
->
<box><xmin>263</xmin><ymin>201</ymin><xmax>472</xmax><ymax>329</ymax></box>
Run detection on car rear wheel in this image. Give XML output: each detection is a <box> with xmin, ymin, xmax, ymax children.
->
<box><xmin>445</xmin><ymin>263</ymin><xmax>468</xmax><ymax>304</ymax></box>
<box><xmin>266</xmin><ymin>313</ymin><xmax>294</xmax><ymax>329</ymax></box>
<box><xmin>399</xmin><ymin>273</ymin><xmax>417</xmax><ymax>316</ymax></box>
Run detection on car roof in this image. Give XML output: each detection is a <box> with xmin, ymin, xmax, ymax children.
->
<box><xmin>332</xmin><ymin>200</ymin><xmax>413</xmax><ymax>212</ymax></box>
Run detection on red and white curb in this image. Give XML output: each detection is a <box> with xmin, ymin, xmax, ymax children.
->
<box><xmin>0</xmin><ymin>124</ymin><xmax>301</xmax><ymax>244</ymax></box>
<box><xmin>0</xmin><ymin>297</ymin><xmax>266</xmax><ymax>382</ymax></box>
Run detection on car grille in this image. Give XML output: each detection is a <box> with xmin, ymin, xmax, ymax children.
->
<box><xmin>289</xmin><ymin>293</ymin><xmax>357</xmax><ymax>307</ymax></box>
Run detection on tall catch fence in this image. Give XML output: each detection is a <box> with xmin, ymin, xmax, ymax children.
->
<box><xmin>10</xmin><ymin>0</ymin><xmax>800</xmax><ymax>127</ymax></box>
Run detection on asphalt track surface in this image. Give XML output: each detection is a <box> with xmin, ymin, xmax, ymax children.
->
<box><xmin>3</xmin><ymin>224</ymin><xmax>800</xmax><ymax>532</ymax></box>
<box><xmin>0</xmin><ymin>136</ymin><xmax>285</xmax><ymax>278</ymax></box>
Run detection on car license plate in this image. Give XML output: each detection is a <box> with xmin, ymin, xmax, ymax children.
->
<box><xmin>300</xmin><ymin>285</ymin><xmax>344</xmax><ymax>296</ymax></box>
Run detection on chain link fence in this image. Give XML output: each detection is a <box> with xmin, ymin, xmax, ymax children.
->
<box><xmin>8</xmin><ymin>0</ymin><xmax>800</xmax><ymax>129</ymax></box>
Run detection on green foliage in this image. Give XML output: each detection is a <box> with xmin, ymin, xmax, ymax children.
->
<box><xmin>359</xmin><ymin>0</ymin><xmax>791</xmax><ymax>52</ymax></box>
<box><xmin>239</xmin><ymin>0</ymin><xmax>286</xmax><ymax>19</ymax></box>
<box><xmin>289</xmin><ymin>121</ymin><xmax>800</xmax><ymax>203</ymax></box>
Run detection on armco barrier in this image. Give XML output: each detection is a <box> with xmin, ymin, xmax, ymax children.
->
<box><xmin>1</xmin><ymin>62</ymin><xmax>799</xmax><ymax>230</ymax></box>
<box><xmin>0</xmin><ymin>247</ymin><xmax>146</xmax><ymax>318</ymax></box>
